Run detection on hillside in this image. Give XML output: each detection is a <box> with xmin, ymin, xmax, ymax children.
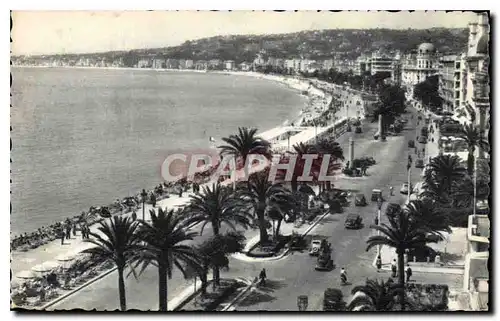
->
<box><xmin>18</xmin><ymin>28</ymin><xmax>469</xmax><ymax>62</ymax></box>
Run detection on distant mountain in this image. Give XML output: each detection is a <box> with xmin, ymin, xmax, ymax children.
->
<box><xmin>16</xmin><ymin>28</ymin><xmax>469</xmax><ymax>63</ymax></box>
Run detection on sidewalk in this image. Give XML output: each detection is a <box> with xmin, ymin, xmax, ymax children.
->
<box><xmin>11</xmin><ymin>192</ymin><xmax>195</xmax><ymax>277</ymax></box>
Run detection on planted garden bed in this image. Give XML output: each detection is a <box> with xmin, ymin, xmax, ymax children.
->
<box><xmin>179</xmin><ymin>279</ymin><xmax>245</xmax><ymax>311</ymax></box>
<box><xmin>406</xmin><ymin>283</ymin><xmax>449</xmax><ymax>311</ymax></box>
<box><xmin>247</xmin><ymin>235</ymin><xmax>292</xmax><ymax>258</ymax></box>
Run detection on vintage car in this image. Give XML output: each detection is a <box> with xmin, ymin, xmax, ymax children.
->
<box><xmin>415</xmin><ymin>159</ymin><xmax>424</xmax><ymax>168</ymax></box>
<box><xmin>371</xmin><ymin>189</ymin><xmax>383</xmax><ymax>202</ymax></box>
<box><xmin>315</xmin><ymin>240</ymin><xmax>334</xmax><ymax>271</ymax></box>
<box><xmin>354</xmin><ymin>193</ymin><xmax>367</xmax><ymax>206</ymax></box>
<box><xmin>418</xmin><ymin>136</ymin><xmax>428</xmax><ymax>144</ymax></box>
<box><xmin>309</xmin><ymin>240</ymin><xmax>322</xmax><ymax>256</ymax></box>
<box><xmin>355</xmin><ymin>126</ymin><xmax>362</xmax><ymax>133</ymax></box>
<box><xmin>400</xmin><ymin>183</ymin><xmax>410</xmax><ymax>194</ymax></box>
<box><xmin>408</xmin><ymin>140</ymin><xmax>415</xmax><ymax>148</ymax></box>
<box><xmin>345</xmin><ymin>214</ymin><xmax>363</xmax><ymax>229</ymax></box>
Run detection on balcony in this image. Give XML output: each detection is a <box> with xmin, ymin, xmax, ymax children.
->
<box><xmin>468</xmin><ymin>215</ymin><xmax>490</xmax><ymax>245</ymax></box>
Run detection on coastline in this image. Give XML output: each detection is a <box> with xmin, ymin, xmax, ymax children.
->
<box><xmin>10</xmin><ymin>66</ymin><xmax>338</xmax><ymax>243</ymax></box>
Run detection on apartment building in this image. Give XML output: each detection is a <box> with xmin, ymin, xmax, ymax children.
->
<box><xmin>439</xmin><ymin>54</ymin><xmax>466</xmax><ymax>113</ymax></box>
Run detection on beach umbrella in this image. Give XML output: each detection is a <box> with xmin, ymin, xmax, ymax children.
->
<box><xmin>32</xmin><ymin>261</ymin><xmax>60</xmax><ymax>273</ymax></box>
<box><xmin>16</xmin><ymin>270</ymin><xmax>36</xmax><ymax>280</ymax></box>
<box><xmin>56</xmin><ymin>252</ymin><xmax>76</xmax><ymax>262</ymax></box>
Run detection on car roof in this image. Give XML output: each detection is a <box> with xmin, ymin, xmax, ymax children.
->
<box><xmin>312</xmin><ymin>240</ymin><xmax>322</xmax><ymax>244</ymax></box>
<box><xmin>372</xmin><ymin>189</ymin><xmax>381</xmax><ymax>192</ymax></box>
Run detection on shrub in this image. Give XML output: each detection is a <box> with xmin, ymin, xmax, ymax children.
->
<box><xmin>323</xmin><ymin>288</ymin><xmax>346</xmax><ymax>311</ymax></box>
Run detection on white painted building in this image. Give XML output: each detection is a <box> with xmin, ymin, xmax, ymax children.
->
<box><xmin>401</xmin><ymin>43</ymin><xmax>440</xmax><ymax>97</ymax></box>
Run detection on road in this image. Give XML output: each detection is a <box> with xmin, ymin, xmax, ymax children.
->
<box><xmin>233</xmin><ymin>107</ymin><xmax>459</xmax><ymax>311</ymax></box>
<box><xmin>50</xmin><ymin>108</ymin><xmax>438</xmax><ymax>311</ymax></box>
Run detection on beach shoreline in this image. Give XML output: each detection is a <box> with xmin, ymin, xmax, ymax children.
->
<box><xmin>10</xmin><ymin>66</ymin><xmax>345</xmax><ymax>244</ymax></box>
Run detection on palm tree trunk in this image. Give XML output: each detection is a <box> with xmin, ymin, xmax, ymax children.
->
<box><xmin>117</xmin><ymin>266</ymin><xmax>127</xmax><ymax>311</ymax></box>
<box><xmin>142</xmin><ymin>200</ymin><xmax>145</xmax><ymax>221</ymax></box>
<box><xmin>291</xmin><ymin>175</ymin><xmax>298</xmax><ymax>193</ymax></box>
<box><xmin>158</xmin><ymin>262</ymin><xmax>168</xmax><ymax>312</ymax></box>
<box><xmin>467</xmin><ymin>150</ymin><xmax>474</xmax><ymax>177</ymax></box>
<box><xmin>212</xmin><ymin>224</ymin><xmax>221</xmax><ymax>287</ymax></box>
<box><xmin>275</xmin><ymin>219</ymin><xmax>282</xmax><ymax>239</ymax></box>
<box><xmin>257</xmin><ymin>209</ymin><xmax>269</xmax><ymax>244</ymax></box>
<box><xmin>201</xmin><ymin>264</ymin><xmax>208</xmax><ymax>295</ymax></box>
<box><xmin>397</xmin><ymin>251</ymin><xmax>406</xmax><ymax>311</ymax></box>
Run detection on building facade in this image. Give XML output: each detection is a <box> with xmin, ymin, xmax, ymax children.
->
<box><xmin>463</xmin><ymin>12</ymin><xmax>490</xmax><ymax>142</ymax></box>
<box><xmin>401</xmin><ymin>42</ymin><xmax>440</xmax><ymax>98</ymax></box>
<box><xmin>438</xmin><ymin>54</ymin><xmax>466</xmax><ymax>113</ymax></box>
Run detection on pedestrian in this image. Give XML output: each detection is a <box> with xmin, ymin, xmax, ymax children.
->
<box><xmin>60</xmin><ymin>230</ymin><xmax>65</xmax><ymax>245</ymax></box>
<box><xmin>405</xmin><ymin>264</ymin><xmax>413</xmax><ymax>282</ymax></box>
<box><xmin>376</xmin><ymin>256</ymin><xmax>382</xmax><ymax>271</ymax></box>
<box><xmin>66</xmin><ymin>224</ymin><xmax>71</xmax><ymax>240</ymax></box>
<box><xmin>374</xmin><ymin>215</ymin><xmax>379</xmax><ymax>226</ymax></box>
<box><xmin>73</xmin><ymin>223</ymin><xmax>77</xmax><ymax>237</ymax></box>
<box><xmin>389</xmin><ymin>186</ymin><xmax>393</xmax><ymax>196</ymax></box>
<box><xmin>259</xmin><ymin>268</ymin><xmax>267</xmax><ymax>285</ymax></box>
<box><xmin>391</xmin><ymin>259</ymin><xmax>397</xmax><ymax>277</ymax></box>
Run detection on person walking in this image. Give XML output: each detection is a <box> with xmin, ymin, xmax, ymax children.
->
<box><xmin>376</xmin><ymin>256</ymin><xmax>382</xmax><ymax>272</ymax></box>
<box><xmin>389</xmin><ymin>186</ymin><xmax>393</xmax><ymax>196</ymax></box>
<box><xmin>72</xmin><ymin>223</ymin><xmax>77</xmax><ymax>237</ymax></box>
<box><xmin>391</xmin><ymin>259</ymin><xmax>397</xmax><ymax>278</ymax></box>
<box><xmin>374</xmin><ymin>215</ymin><xmax>379</xmax><ymax>226</ymax></box>
<box><xmin>340</xmin><ymin>267</ymin><xmax>348</xmax><ymax>284</ymax></box>
<box><xmin>65</xmin><ymin>224</ymin><xmax>71</xmax><ymax>240</ymax></box>
<box><xmin>259</xmin><ymin>268</ymin><xmax>267</xmax><ymax>286</ymax></box>
<box><xmin>60</xmin><ymin>230</ymin><xmax>65</xmax><ymax>245</ymax></box>
<box><xmin>405</xmin><ymin>264</ymin><xmax>413</xmax><ymax>283</ymax></box>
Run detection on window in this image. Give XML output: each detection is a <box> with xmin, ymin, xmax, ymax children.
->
<box><xmin>455</xmin><ymin>81</ymin><xmax>461</xmax><ymax>88</ymax></box>
<box><xmin>455</xmin><ymin>62</ymin><xmax>461</xmax><ymax>69</ymax></box>
<box><xmin>455</xmin><ymin>91</ymin><xmax>460</xmax><ymax>99</ymax></box>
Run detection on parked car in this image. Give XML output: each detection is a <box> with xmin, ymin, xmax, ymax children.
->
<box><xmin>355</xmin><ymin>126</ymin><xmax>362</xmax><ymax>133</ymax></box>
<box><xmin>309</xmin><ymin>240</ymin><xmax>322</xmax><ymax>256</ymax></box>
<box><xmin>371</xmin><ymin>189</ymin><xmax>383</xmax><ymax>201</ymax></box>
<box><xmin>400</xmin><ymin>183</ymin><xmax>409</xmax><ymax>194</ymax></box>
<box><xmin>354</xmin><ymin>193</ymin><xmax>367</xmax><ymax>206</ymax></box>
<box><xmin>408</xmin><ymin>140</ymin><xmax>415</xmax><ymax>148</ymax></box>
<box><xmin>415</xmin><ymin>159</ymin><xmax>424</xmax><ymax>168</ymax></box>
<box><xmin>418</xmin><ymin>136</ymin><xmax>428</xmax><ymax>144</ymax></box>
<box><xmin>345</xmin><ymin>214</ymin><xmax>363</xmax><ymax>229</ymax></box>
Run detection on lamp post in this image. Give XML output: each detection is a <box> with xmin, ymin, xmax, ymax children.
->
<box><xmin>377</xmin><ymin>197</ymin><xmax>383</xmax><ymax>257</ymax></box>
<box><xmin>407</xmin><ymin>157</ymin><xmax>412</xmax><ymax>204</ymax></box>
<box><xmin>297</xmin><ymin>295</ymin><xmax>308</xmax><ymax>311</ymax></box>
<box><xmin>140</xmin><ymin>189</ymin><xmax>148</xmax><ymax>221</ymax></box>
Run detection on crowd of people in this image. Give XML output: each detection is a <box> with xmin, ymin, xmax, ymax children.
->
<box><xmin>10</xmin><ymin>171</ymin><xmax>217</xmax><ymax>253</ymax></box>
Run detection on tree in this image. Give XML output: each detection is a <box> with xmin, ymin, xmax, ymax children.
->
<box><xmin>366</xmin><ymin>209</ymin><xmax>438</xmax><ymax>310</ymax></box>
<box><xmin>185</xmin><ymin>183</ymin><xmax>251</xmax><ymax>286</ymax></box>
<box><xmin>219</xmin><ymin>127</ymin><xmax>271</xmax><ymax>179</ymax></box>
<box><xmin>426</xmin><ymin>155</ymin><xmax>466</xmax><ymax>195</ymax></box>
<box><xmin>323</xmin><ymin>288</ymin><xmax>347</xmax><ymax>311</ymax></box>
<box><xmin>196</xmin><ymin>232</ymin><xmax>246</xmax><ymax>293</ymax></box>
<box><xmin>82</xmin><ymin>216</ymin><xmax>142</xmax><ymax>311</ymax></box>
<box><xmin>348</xmin><ymin>278</ymin><xmax>403</xmax><ymax>311</ymax></box>
<box><xmin>459</xmin><ymin>123</ymin><xmax>489</xmax><ymax>176</ymax></box>
<box><xmin>289</xmin><ymin>142</ymin><xmax>316</xmax><ymax>192</ymax></box>
<box><xmin>413</xmin><ymin>75</ymin><xmax>443</xmax><ymax>111</ymax></box>
<box><xmin>140</xmin><ymin>189</ymin><xmax>148</xmax><ymax>221</ymax></box>
<box><xmin>405</xmin><ymin>200</ymin><xmax>451</xmax><ymax>240</ymax></box>
<box><xmin>135</xmin><ymin>208</ymin><xmax>201</xmax><ymax>311</ymax></box>
<box><xmin>315</xmin><ymin>138</ymin><xmax>344</xmax><ymax>191</ymax></box>
<box><xmin>237</xmin><ymin>171</ymin><xmax>295</xmax><ymax>244</ymax></box>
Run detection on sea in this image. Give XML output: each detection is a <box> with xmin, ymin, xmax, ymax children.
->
<box><xmin>10</xmin><ymin>67</ymin><xmax>306</xmax><ymax>235</ymax></box>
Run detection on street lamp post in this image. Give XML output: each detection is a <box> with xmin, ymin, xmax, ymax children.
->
<box><xmin>140</xmin><ymin>189</ymin><xmax>148</xmax><ymax>221</ymax></box>
<box><xmin>407</xmin><ymin>157</ymin><xmax>412</xmax><ymax>204</ymax></box>
<box><xmin>377</xmin><ymin>198</ymin><xmax>383</xmax><ymax>257</ymax></box>
<box><xmin>297</xmin><ymin>295</ymin><xmax>308</xmax><ymax>311</ymax></box>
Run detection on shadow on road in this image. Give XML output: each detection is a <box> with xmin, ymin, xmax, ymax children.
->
<box><xmin>237</xmin><ymin>279</ymin><xmax>287</xmax><ymax>307</ymax></box>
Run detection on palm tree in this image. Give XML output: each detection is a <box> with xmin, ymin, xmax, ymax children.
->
<box><xmin>267</xmin><ymin>207</ymin><xmax>284</xmax><ymax>241</ymax></box>
<box><xmin>196</xmin><ymin>232</ymin><xmax>246</xmax><ymax>293</ymax></box>
<box><xmin>314</xmin><ymin>138</ymin><xmax>344</xmax><ymax>191</ymax></box>
<box><xmin>459</xmin><ymin>123</ymin><xmax>489</xmax><ymax>176</ymax></box>
<box><xmin>366</xmin><ymin>209</ymin><xmax>438</xmax><ymax>310</ymax></box>
<box><xmin>405</xmin><ymin>200</ymin><xmax>451</xmax><ymax>240</ymax></box>
<box><xmin>82</xmin><ymin>216</ymin><xmax>142</xmax><ymax>311</ymax></box>
<box><xmin>219</xmin><ymin>127</ymin><xmax>271</xmax><ymax>180</ymax></box>
<box><xmin>426</xmin><ymin>154</ymin><xmax>466</xmax><ymax>193</ymax></box>
<box><xmin>135</xmin><ymin>208</ymin><xmax>201</xmax><ymax>312</ymax></box>
<box><xmin>185</xmin><ymin>183</ymin><xmax>251</xmax><ymax>286</ymax></box>
<box><xmin>290</xmin><ymin>142</ymin><xmax>315</xmax><ymax>192</ymax></box>
<box><xmin>348</xmin><ymin>278</ymin><xmax>403</xmax><ymax>311</ymax></box>
<box><xmin>238</xmin><ymin>171</ymin><xmax>295</xmax><ymax>244</ymax></box>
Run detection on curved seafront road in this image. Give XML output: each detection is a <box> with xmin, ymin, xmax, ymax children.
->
<box><xmin>50</xmin><ymin>108</ymin><xmax>461</xmax><ymax>311</ymax></box>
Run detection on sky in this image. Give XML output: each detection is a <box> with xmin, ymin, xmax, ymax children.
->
<box><xmin>11</xmin><ymin>11</ymin><xmax>478</xmax><ymax>55</ymax></box>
